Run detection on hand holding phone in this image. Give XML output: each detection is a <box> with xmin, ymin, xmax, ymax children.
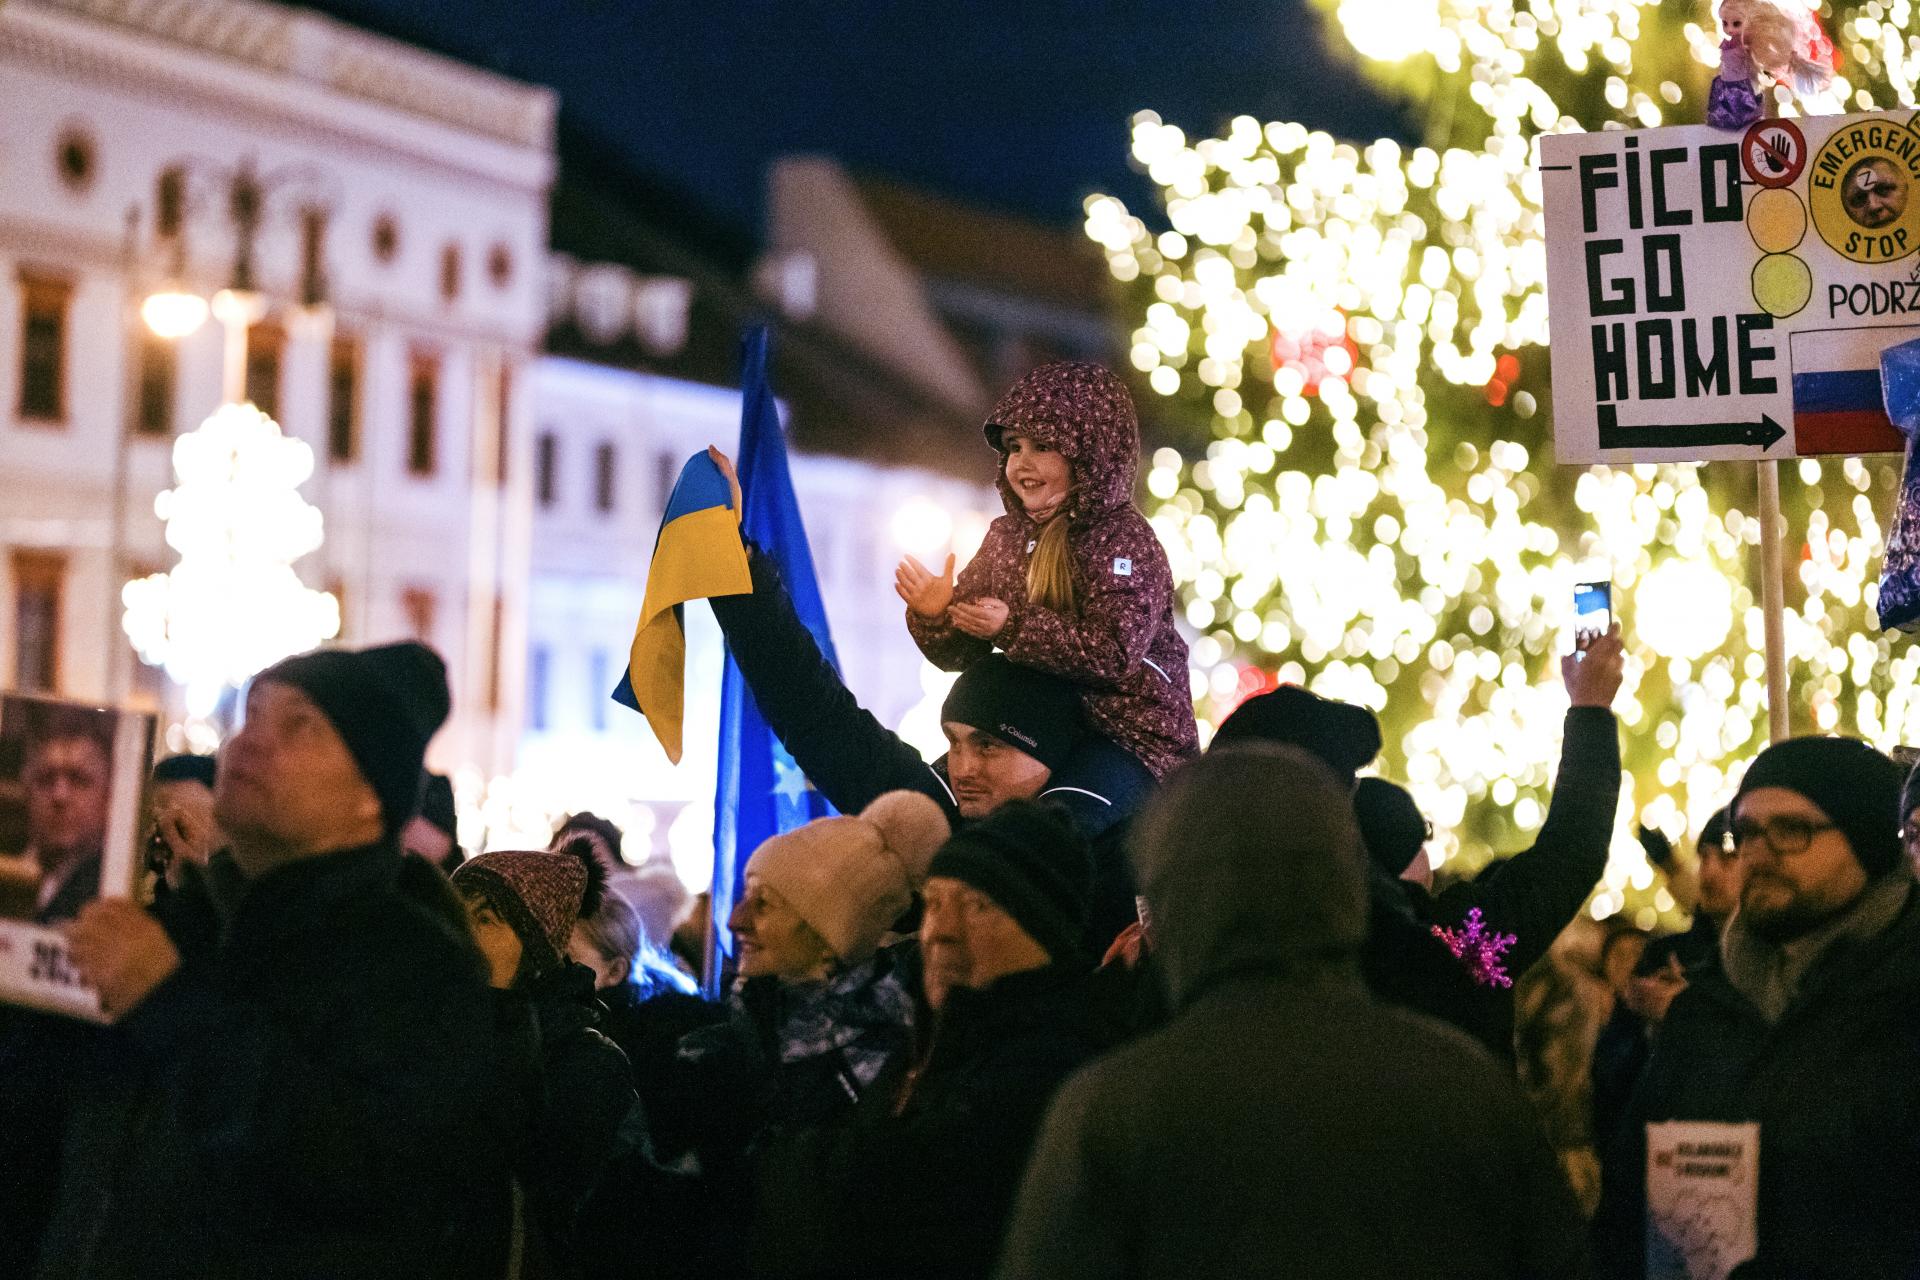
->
<box><xmin>1573</xmin><ymin>581</ymin><xmax>1612</xmax><ymax>651</ymax></box>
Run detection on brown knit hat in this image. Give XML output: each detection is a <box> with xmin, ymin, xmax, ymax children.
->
<box><xmin>452</xmin><ymin>842</ymin><xmax>607</xmax><ymax>973</ymax></box>
<box><xmin>744</xmin><ymin>791</ymin><xmax>950</xmax><ymax>965</ymax></box>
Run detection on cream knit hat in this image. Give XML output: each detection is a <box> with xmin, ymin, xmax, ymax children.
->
<box><xmin>743</xmin><ymin>790</ymin><xmax>949</xmax><ymax>965</ymax></box>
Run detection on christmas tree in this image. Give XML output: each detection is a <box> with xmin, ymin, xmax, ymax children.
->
<box><xmin>1083</xmin><ymin>2</ymin><xmax>1920</xmax><ymax>918</ymax></box>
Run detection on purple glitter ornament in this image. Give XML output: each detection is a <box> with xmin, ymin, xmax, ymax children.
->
<box><xmin>1431</xmin><ymin>908</ymin><xmax>1518</xmax><ymax>989</ymax></box>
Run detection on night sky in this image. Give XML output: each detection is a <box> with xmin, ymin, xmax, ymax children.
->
<box><xmin>301</xmin><ymin>0</ymin><xmax>1404</xmax><ymax>239</ymax></box>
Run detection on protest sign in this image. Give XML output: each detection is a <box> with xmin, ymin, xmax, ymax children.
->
<box><xmin>1645</xmin><ymin>1120</ymin><xmax>1760</xmax><ymax>1280</ymax></box>
<box><xmin>0</xmin><ymin>694</ymin><xmax>154</xmax><ymax>1020</ymax></box>
<box><xmin>1544</xmin><ymin>111</ymin><xmax>1918</xmax><ymax>463</ymax></box>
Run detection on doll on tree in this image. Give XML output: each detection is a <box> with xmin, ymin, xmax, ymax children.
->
<box><xmin>1707</xmin><ymin>0</ymin><xmax>1836</xmax><ymax>130</ymax></box>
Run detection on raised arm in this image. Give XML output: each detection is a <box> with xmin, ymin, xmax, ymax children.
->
<box><xmin>1430</xmin><ymin>629</ymin><xmax>1626</xmax><ymax>977</ymax></box>
<box><xmin>711</xmin><ymin>543</ymin><xmax>954</xmax><ymax>816</ymax></box>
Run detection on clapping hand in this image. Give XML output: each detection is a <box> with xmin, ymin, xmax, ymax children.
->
<box><xmin>896</xmin><ymin>554</ymin><xmax>957</xmax><ymax>619</ymax></box>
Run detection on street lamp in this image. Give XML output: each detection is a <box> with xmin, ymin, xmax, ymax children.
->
<box><xmin>119</xmin><ymin>156</ymin><xmax>340</xmax><ymax>732</ymax></box>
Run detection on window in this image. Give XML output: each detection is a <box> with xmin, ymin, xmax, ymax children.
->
<box><xmin>55</xmin><ymin>123</ymin><xmax>96</xmax><ymax>194</ymax></box>
<box><xmin>494</xmin><ymin>363</ymin><xmax>513</xmax><ymax>487</ymax></box>
<box><xmin>594</xmin><ymin>442</ymin><xmax>617</xmax><ymax>514</ymax></box>
<box><xmin>408</xmin><ymin>351</ymin><xmax>439</xmax><ymax>477</ymax></box>
<box><xmin>487</xmin><ymin>597</ymin><xmax>504</xmax><ymax>712</ymax></box>
<box><xmin>134</xmin><ymin>326</ymin><xmax>174</xmax><ymax>435</ymax></box>
<box><xmin>371</xmin><ymin>213</ymin><xmax>400</xmax><ymax>264</ymax></box>
<box><xmin>401</xmin><ymin>586</ymin><xmax>437</xmax><ymax>644</ymax></box>
<box><xmin>528</xmin><ymin>645</ymin><xmax>550</xmax><ymax>731</ymax></box>
<box><xmin>654</xmin><ymin>449</ymin><xmax>678</xmax><ymax>513</ymax></box>
<box><xmin>11</xmin><ymin>551</ymin><xmax>64</xmax><ymax>693</ymax></box>
<box><xmin>18</xmin><ymin>271</ymin><xmax>70</xmax><ymax>422</ymax></box>
<box><xmin>328</xmin><ymin>334</ymin><xmax>360</xmax><ymax>462</ymax></box>
<box><xmin>440</xmin><ymin>243</ymin><xmax>462</xmax><ymax>303</ymax></box>
<box><xmin>588</xmin><ymin>648</ymin><xmax>609</xmax><ymax>731</ymax></box>
<box><xmin>246</xmin><ymin>320</ymin><xmax>284</xmax><ymax>420</ymax></box>
<box><xmin>536</xmin><ymin>431</ymin><xmax>558</xmax><ymax>507</ymax></box>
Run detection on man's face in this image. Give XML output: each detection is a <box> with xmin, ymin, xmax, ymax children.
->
<box><xmin>216</xmin><ymin>682</ymin><xmax>381</xmax><ymax>855</ymax></box>
<box><xmin>919</xmin><ymin>875</ymin><xmax>1051</xmax><ymax>1011</ymax></box>
<box><xmin>1733</xmin><ymin>786</ymin><xmax>1869</xmax><ymax>943</ymax></box>
<box><xmin>1845</xmin><ymin>161</ymin><xmax>1907</xmax><ymax>229</ymax></box>
<box><xmin>1696</xmin><ymin>842</ymin><xmax>1745</xmax><ymax>920</ymax></box>
<box><xmin>25</xmin><ymin>736</ymin><xmax>110</xmax><ymax>860</ymax></box>
<box><xmin>942</xmin><ymin>723</ymin><xmax>1051</xmax><ymax>819</ymax></box>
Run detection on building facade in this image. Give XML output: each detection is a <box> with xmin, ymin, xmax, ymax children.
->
<box><xmin>0</xmin><ymin>0</ymin><xmax>554</xmax><ymax>774</ymax></box>
<box><xmin>0</xmin><ymin>0</ymin><xmax>1003</xmax><ymax>868</ymax></box>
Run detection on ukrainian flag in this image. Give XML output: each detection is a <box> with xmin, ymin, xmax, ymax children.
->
<box><xmin>611</xmin><ymin>453</ymin><xmax>751</xmax><ymax>762</ymax></box>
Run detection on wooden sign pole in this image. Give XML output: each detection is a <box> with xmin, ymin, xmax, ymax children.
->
<box><xmin>1757</xmin><ymin>459</ymin><xmax>1791</xmax><ymax>743</ymax></box>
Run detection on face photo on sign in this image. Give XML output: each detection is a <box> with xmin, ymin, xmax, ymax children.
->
<box><xmin>1843</xmin><ymin>157</ymin><xmax>1908</xmax><ymax>230</ymax></box>
<box><xmin>0</xmin><ymin>697</ymin><xmax>148</xmax><ymax>925</ymax></box>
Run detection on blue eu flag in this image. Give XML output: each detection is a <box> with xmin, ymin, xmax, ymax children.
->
<box><xmin>708</xmin><ymin>326</ymin><xmax>837</xmax><ymax>993</ymax></box>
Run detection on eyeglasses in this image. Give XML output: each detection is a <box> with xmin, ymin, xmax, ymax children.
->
<box><xmin>1726</xmin><ymin>815</ymin><xmax>1839</xmax><ymax>856</ymax></box>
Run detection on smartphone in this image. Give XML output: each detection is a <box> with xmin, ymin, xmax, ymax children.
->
<box><xmin>1573</xmin><ymin>580</ymin><xmax>1612</xmax><ymax>650</ymax></box>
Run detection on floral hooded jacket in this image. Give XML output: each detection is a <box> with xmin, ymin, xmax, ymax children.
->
<box><xmin>906</xmin><ymin>361</ymin><xmax>1198</xmax><ymax>778</ymax></box>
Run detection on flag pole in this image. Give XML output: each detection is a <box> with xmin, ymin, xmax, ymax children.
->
<box><xmin>1757</xmin><ymin>459</ymin><xmax>1790</xmax><ymax>743</ymax></box>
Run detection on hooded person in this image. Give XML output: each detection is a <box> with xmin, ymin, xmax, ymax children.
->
<box><xmin>997</xmin><ymin>746</ymin><xmax>1589</xmax><ymax>1280</ymax></box>
<box><xmin>1595</xmin><ymin>735</ymin><xmax>1920</xmax><ymax>1279</ymax></box>
<box><xmin>748</xmin><ymin>799</ymin><xmax>1106</xmax><ymax>1280</ymax></box>
<box><xmin>897</xmin><ymin>360</ymin><xmax>1198</xmax><ymax>785</ymax></box>
<box><xmin>451</xmin><ymin>842</ymin><xmax>637</xmax><ymax>1267</ymax></box>
<box><xmin>47</xmin><ymin>641</ymin><xmax>519</xmax><ymax>1280</ymax></box>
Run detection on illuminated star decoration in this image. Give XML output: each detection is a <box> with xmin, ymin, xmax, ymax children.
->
<box><xmin>1431</xmin><ymin>908</ymin><xmax>1518</xmax><ymax>989</ymax></box>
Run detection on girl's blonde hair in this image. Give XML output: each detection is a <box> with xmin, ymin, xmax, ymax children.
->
<box><xmin>1027</xmin><ymin>502</ymin><xmax>1077</xmax><ymax>613</ymax></box>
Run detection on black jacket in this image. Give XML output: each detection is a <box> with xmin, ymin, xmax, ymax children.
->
<box><xmin>36</xmin><ymin>843</ymin><xmax>518</xmax><ymax>1280</ymax></box>
<box><xmin>1425</xmin><ymin>706</ymin><xmax>1621</xmax><ymax>980</ymax></box>
<box><xmin>1593</xmin><ymin>882</ymin><xmax>1920</xmax><ymax>1279</ymax></box>
<box><xmin>999</xmin><ymin>974</ymin><xmax>1589</xmax><ymax>1280</ymax></box>
<box><xmin>1384</xmin><ymin>705</ymin><xmax>1621</xmax><ymax>1056</ymax></box>
<box><xmin>502</xmin><ymin>962</ymin><xmax>638</xmax><ymax>1265</ymax></box>
<box><xmin>710</xmin><ymin>547</ymin><xmax>1151</xmax><ymax>949</ymax></box>
<box><xmin>749</xmin><ymin>965</ymin><xmax>1102</xmax><ymax>1280</ymax></box>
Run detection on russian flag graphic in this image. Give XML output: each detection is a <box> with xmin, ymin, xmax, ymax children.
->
<box><xmin>1789</xmin><ymin>327</ymin><xmax>1909</xmax><ymax>456</ymax></box>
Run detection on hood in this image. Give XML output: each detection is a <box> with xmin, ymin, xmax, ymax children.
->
<box><xmin>984</xmin><ymin>361</ymin><xmax>1140</xmax><ymax>523</ymax></box>
<box><xmin>1132</xmin><ymin>746</ymin><xmax>1369</xmax><ymax>1008</ymax></box>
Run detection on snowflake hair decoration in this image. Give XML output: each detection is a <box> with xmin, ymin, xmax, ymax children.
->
<box><xmin>1431</xmin><ymin>909</ymin><xmax>1518</xmax><ymax>989</ymax></box>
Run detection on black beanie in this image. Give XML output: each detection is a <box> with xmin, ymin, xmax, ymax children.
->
<box><xmin>256</xmin><ymin>642</ymin><xmax>451</xmax><ymax>837</ymax></box>
<box><xmin>940</xmin><ymin>655</ymin><xmax>1081</xmax><ymax>773</ymax></box>
<box><xmin>1354</xmin><ymin>777</ymin><xmax>1428</xmax><ymax>877</ymax></box>
<box><xmin>1735</xmin><ymin>736</ymin><xmax>1905</xmax><ymax>877</ymax></box>
<box><xmin>152</xmin><ymin>753</ymin><xmax>217</xmax><ymax>789</ymax></box>
<box><xmin>1210</xmin><ymin>685</ymin><xmax>1383</xmax><ymax>781</ymax></box>
<box><xmin>927</xmin><ymin>799</ymin><xmax>1090</xmax><ymax>963</ymax></box>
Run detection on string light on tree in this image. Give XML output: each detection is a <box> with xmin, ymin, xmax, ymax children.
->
<box><xmin>122</xmin><ymin>402</ymin><xmax>339</xmax><ymax>719</ymax></box>
<box><xmin>1088</xmin><ymin>0</ymin><xmax>1919</xmax><ymax>916</ymax></box>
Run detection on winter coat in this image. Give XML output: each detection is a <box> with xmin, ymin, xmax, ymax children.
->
<box><xmin>595</xmin><ymin>978</ymin><xmax>722</xmax><ymax>1116</ymax></box>
<box><xmin>36</xmin><ymin>843</ymin><xmax>518</xmax><ymax>1280</ymax></box>
<box><xmin>501</xmin><ymin>961</ymin><xmax>638</xmax><ymax>1266</ymax></box>
<box><xmin>709</xmin><ymin>543</ymin><xmax>1153</xmax><ymax>955</ymax></box>
<box><xmin>655</xmin><ymin>959</ymin><xmax>913</xmax><ymax>1162</ymax></box>
<box><xmin>1593</xmin><ymin>874</ymin><xmax>1920</xmax><ymax>1279</ymax></box>
<box><xmin>996</xmin><ymin>817</ymin><xmax>1589</xmax><ymax>1280</ymax></box>
<box><xmin>750</xmin><ymin>965</ymin><xmax>1102</xmax><ymax>1280</ymax></box>
<box><xmin>905</xmin><ymin>363</ymin><xmax>1197</xmax><ymax>780</ymax></box>
<box><xmin>1387</xmin><ymin>704</ymin><xmax>1622</xmax><ymax>1057</ymax></box>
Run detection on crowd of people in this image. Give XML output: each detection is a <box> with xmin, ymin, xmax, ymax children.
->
<box><xmin>0</xmin><ymin>359</ymin><xmax>1915</xmax><ymax>1277</ymax></box>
